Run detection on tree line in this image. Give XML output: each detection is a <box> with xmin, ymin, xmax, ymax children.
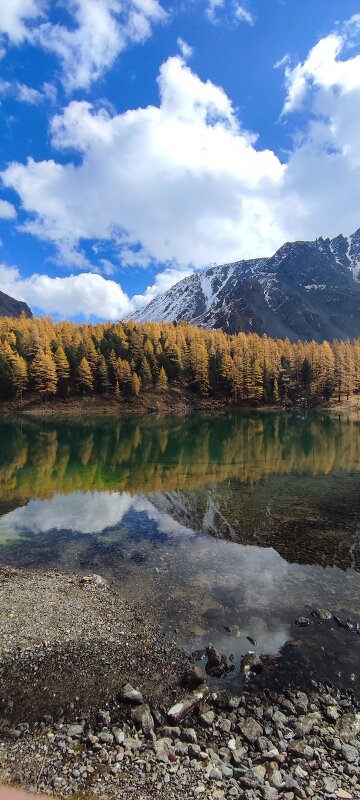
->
<box><xmin>0</xmin><ymin>315</ymin><xmax>359</xmax><ymax>404</ymax></box>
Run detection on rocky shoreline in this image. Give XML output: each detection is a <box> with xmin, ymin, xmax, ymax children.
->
<box><xmin>1</xmin><ymin>676</ymin><xmax>360</xmax><ymax>799</ymax></box>
<box><xmin>0</xmin><ymin>568</ymin><xmax>360</xmax><ymax>799</ymax></box>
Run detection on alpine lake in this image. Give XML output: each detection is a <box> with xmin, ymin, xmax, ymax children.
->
<box><xmin>1</xmin><ymin>410</ymin><xmax>360</xmax><ymax>696</ymax></box>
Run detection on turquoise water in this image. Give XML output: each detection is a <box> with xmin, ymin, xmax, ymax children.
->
<box><xmin>0</xmin><ymin>411</ymin><xmax>360</xmax><ymax>693</ymax></box>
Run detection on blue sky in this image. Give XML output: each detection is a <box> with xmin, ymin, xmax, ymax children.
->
<box><xmin>0</xmin><ymin>0</ymin><xmax>359</xmax><ymax>320</ymax></box>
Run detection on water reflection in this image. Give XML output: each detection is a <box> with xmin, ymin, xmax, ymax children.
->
<box><xmin>0</xmin><ymin>412</ymin><xmax>360</xmax><ymax>693</ymax></box>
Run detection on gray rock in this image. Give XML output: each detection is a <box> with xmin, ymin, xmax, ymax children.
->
<box><xmin>99</xmin><ymin>731</ymin><xmax>114</xmax><ymax>744</ymax></box>
<box><xmin>112</xmin><ymin>727</ymin><xmax>125</xmax><ymax>745</ymax></box>
<box><xmin>209</xmin><ymin>767</ymin><xmax>222</xmax><ymax>780</ymax></box>
<box><xmin>168</xmin><ymin>688</ymin><xmax>207</xmax><ymax>723</ymax></box>
<box><xmin>118</xmin><ymin>684</ymin><xmax>144</xmax><ymax>704</ymax></box>
<box><xmin>269</xmin><ymin>770</ymin><xmax>284</xmax><ymax>789</ymax></box>
<box><xmin>294</xmin><ymin>713</ymin><xmax>320</xmax><ymax>737</ymax></box>
<box><xmin>336</xmin><ymin>712</ymin><xmax>360</xmax><ymax>741</ymax></box>
<box><xmin>67</xmin><ymin>724</ymin><xmax>84</xmax><ymax>738</ymax></box>
<box><xmin>239</xmin><ymin>717</ymin><xmax>263</xmax><ymax>744</ymax></box>
<box><xmin>323</xmin><ymin>776</ymin><xmax>337</xmax><ymax>794</ymax></box>
<box><xmin>132</xmin><ymin>704</ymin><xmax>154</xmax><ymax>735</ymax></box>
<box><xmin>341</xmin><ymin>744</ymin><xmax>358</xmax><ymax>763</ymax></box>
<box><xmin>263</xmin><ymin>789</ymin><xmax>279</xmax><ymax>800</ymax></box>
<box><xmin>200</xmin><ymin>710</ymin><xmax>215</xmax><ymax>726</ymax></box>
<box><xmin>232</xmin><ymin>748</ymin><xmax>247</xmax><ymax>766</ymax></box>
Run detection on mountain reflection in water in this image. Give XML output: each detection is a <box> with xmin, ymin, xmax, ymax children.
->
<box><xmin>0</xmin><ymin>411</ymin><xmax>360</xmax><ymax>693</ymax></box>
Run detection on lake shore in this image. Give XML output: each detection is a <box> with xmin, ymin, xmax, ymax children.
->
<box><xmin>0</xmin><ymin>567</ymin><xmax>360</xmax><ymax>799</ymax></box>
<box><xmin>0</xmin><ymin>387</ymin><xmax>359</xmax><ymax>418</ymax></box>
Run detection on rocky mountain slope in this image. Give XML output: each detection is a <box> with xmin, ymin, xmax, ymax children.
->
<box><xmin>0</xmin><ymin>290</ymin><xmax>32</xmax><ymax>319</ymax></box>
<box><xmin>133</xmin><ymin>229</ymin><xmax>360</xmax><ymax>341</ymax></box>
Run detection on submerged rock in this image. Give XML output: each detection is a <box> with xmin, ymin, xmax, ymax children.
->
<box><xmin>241</xmin><ymin>652</ymin><xmax>263</xmax><ymax>674</ymax></box>
<box><xmin>311</xmin><ymin>607</ymin><xmax>332</xmax><ymax>620</ymax></box>
<box><xmin>295</xmin><ymin>617</ymin><xmax>311</xmax><ymax>627</ymax></box>
<box><xmin>205</xmin><ymin>645</ymin><xmax>227</xmax><ymax>677</ymax></box>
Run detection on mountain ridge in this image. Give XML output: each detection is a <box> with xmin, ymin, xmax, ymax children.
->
<box><xmin>0</xmin><ymin>290</ymin><xmax>32</xmax><ymax>319</ymax></box>
<box><xmin>132</xmin><ymin>229</ymin><xmax>360</xmax><ymax>342</ymax></box>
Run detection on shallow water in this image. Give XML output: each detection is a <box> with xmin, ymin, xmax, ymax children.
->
<box><xmin>1</xmin><ymin>411</ymin><xmax>360</xmax><ymax>694</ymax></box>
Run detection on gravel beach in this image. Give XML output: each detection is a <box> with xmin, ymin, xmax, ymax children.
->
<box><xmin>0</xmin><ymin>567</ymin><xmax>360</xmax><ymax>800</ymax></box>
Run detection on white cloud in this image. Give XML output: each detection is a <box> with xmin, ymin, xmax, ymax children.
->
<box><xmin>2</xmin><ymin>17</ymin><xmax>360</xmax><ymax>301</ymax></box>
<box><xmin>206</xmin><ymin>0</ymin><xmax>253</xmax><ymax>26</ymax></box>
<box><xmin>0</xmin><ymin>78</ymin><xmax>55</xmax><ymax>105</ymax></box>
<box><xmin>32</xmin><ymin>0</ymin><xmax>166</xmax><ymax>91</ymax></box>
<box><xmin>0</xmin><ymin>0</ymin><xmax>165</xmax><ymax>91</ymax></box>
<box><xmin>278</xmin><ymin>15</ymin><xmax>360</xmax><ymax>240</ymax></box>
<box><xmin>0</xmin><ymin>199</ymin><xmax>16</xmax><ymax>219</ymax></box>
<box><xmin>0</xmin><ymin>0</ymin><xmax>45</xmax><ymax>44</ymax></box>
<box><xmin>0</xmin><ymin>260</ymin><xmax>190</xmax><ymax>320</ymax></box>
<box><xmin>206</xmin><ymin>0</ymin><xmax>224</xmax><ymax>23</ymax></box>
<box><xmin>0</xmin><ymin>263</ymin><xmax>133</xmax><ymax>319</ymax></box>
<box><xmin>283</xmin><ymin>17</ymin><xmax>360</xmax><ymax>113</ymax></box>
<box><xmin>2</xmin><ymin>55</ymin><xmax>285</xmax><ymax>268</ymax></box>
<box><xmin>234</xmin><ymin>5</ymin><xmax>254</xmax><ymax>25</ymax></box>
<box><xmin>132</xmin><ymin>265</ymin><xmax>193</xmax><ymax>307</ymax></box>
<box><xmin>177</xmin><ymin>37</ymin><xmax>193</xmax><ymax>59</ymax></box>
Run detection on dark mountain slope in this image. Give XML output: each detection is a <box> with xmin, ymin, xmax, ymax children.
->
<box><xmin>133</xmin><ymin>229</ymin><xmax>360</xmax><ymax>341</ymax></box>
<box><xmin>0</xmin><ymin>290</ymin><xmax>32</xmax><ymax>319</ymax></box>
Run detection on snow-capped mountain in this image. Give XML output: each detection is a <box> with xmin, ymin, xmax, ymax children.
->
<box><xmin>133</xmin><ymin>229</ymin><xmax>360</xmax><ymax>341</ymax></box>
<box><xmin>0</xmin><ymin>290</ymin><xmax>32</xmax><ymax>319</ymax></box>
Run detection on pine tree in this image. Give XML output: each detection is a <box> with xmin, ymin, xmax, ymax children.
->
<box><xmin>97</xmin><ymin>354</ymin><xmax>110</xmax><ymax>392</ymax></box>
<box><xmin>157</xmin><ymin>366</ymin><xmax>168</xmax><ymax>390</ymax></box>
<box><xmin>11</xmin><ymin>354</ymin><xmax>28</xmax><ymax>399</ymax></box>
<box><xmin>31</xmin><ymin>351</ymin><xmax>58</xmax><ymax>398</ymax></box>
<box><xmin>77</xmin><ymin>357</ymin><xmax>94</xmax><ymax>393</ymax></box>
<box><xmin>132</xmin><ymin>372</ymin><xmax>141</xmax><ymax>396</ymax></box>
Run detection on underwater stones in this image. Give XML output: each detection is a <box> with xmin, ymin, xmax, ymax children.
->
<box><xmin>247</xmin><ymin>636</ymin><xmax>257</xmax><ymax>647</ymax></box>
<box><xmin>311</xmin><ymin>608</ymin><xmax>332</xmax><ymax>620</ymax></box>
<box><xmin>205</xmin><ymin>644</ymin><xmax>227</xmax><ymax>676</ymax></box>
<box><xmin>295</xmin><ymin>617</ymin><xmax>311</xmax><ymax>627</ymax></box>
<box><xmin>241</xmin><ymin>652</ymin><xmax>263</xmax><ymax>674</ymax></box>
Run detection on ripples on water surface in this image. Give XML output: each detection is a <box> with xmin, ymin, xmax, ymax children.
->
<box><xmin>1</xmin><ymin>411</ymin><xmax>360</xmax><ymax>693</ymax></box>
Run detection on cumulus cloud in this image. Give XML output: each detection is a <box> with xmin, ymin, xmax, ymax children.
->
<box><xmin>278</xmin><ymin>15</ymin><xmax>360</xmax><ymax>240</ymax></box>
<box><xmin>0</xmin><ymin>261</ymin><xmax>191</xmax><ymax>320</ymax></box>
<box><xmin>2</xmin><ymin>55</ymin><xmax>285</xmax><ymax>268</ymax></box>
<box><xmin>2</xmin><ymin>17</ymin><xmax>360</xmax><ymax>300</ymax></box>
<box><xmin>283</xmin><ymin>18</ymin><xmax>360</xmax><ymax>113</ymax></box>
